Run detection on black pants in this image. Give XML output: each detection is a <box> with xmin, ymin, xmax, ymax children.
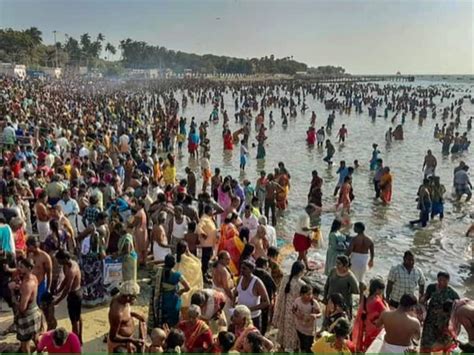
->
<box><xmin>260</xmin><ymin>308</ymin><xmax>269</xmax><ymax>335</ymax></box>
<box><xmin>201</xmin><ymin>247</ymin><xmax>213</xmax><ymax>277</ymax></box>
<box><xmin>297</xmin><ymin>330</ymin><xmax>314</xmax><ymax>353</ymax></box>
<box><xmin>252</xmin><ymin>315</ymin><xmax>262</xmax><ymax>332</ymax></box>
<box><xmin>67</xmin><ymin>289</ymin><xmax>82</xmax><ymax>322</ymax></box>
<box><xmin>264</xmin><ymin>200</ymin><xmax>276</xmax><ymax>226</ymax></box>
<box><xmin>373</xmin><ymin>178</ymin><xmax>381</xmax><ymax>198</ymax></box>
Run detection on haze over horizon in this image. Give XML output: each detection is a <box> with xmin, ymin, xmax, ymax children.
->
<box><xmin>1</xmin><ymin>0</ymin><xmax>473</xmax><ymax>75</ymax></box>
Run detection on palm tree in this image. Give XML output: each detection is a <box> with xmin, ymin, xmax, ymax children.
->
<box><xmin>24</xmin><ymin>27</ymin><xmax>42</xmax><ymax>46</ymax></box>
<box><xmin>97</xmin><ymin>33</ymin><xmax>105</xmax><ymax>42</ymax></box>
<box><xmin>105</xmin><ymin>42</ymin><xmax>116</xmax><ymax>60</ymax></box>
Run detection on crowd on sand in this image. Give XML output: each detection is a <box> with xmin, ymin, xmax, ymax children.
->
<box><xmin>0</xmin><ymin>76</ymin><xmax>473</xmax><ymax>354</ymax></box>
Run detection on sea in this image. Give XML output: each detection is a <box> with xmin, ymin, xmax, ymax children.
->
<box><xmin>173</xmin><ymin>74</ymin><xmax>474</xmax><ymax>297</ymax></box>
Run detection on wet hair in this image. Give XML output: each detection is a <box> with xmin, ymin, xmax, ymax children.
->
<box><xmin>245</xmin><ymin>331</ymin><xmax>265</xmax><ymax>353</ymax></box>
<box><xmin>267</xmin><ymin>246</ymin><xmax>279</xmax><ymax>258</ymax></box>
<box><xmin>53</xmin><ymin>327</ymin><xmax>68</xmax><ymax>346</ymax></box>
<box><xmin>300</xmin><ymin>284</ymin><xmax>312</xmax><ymax>295</ymax></box>
<box><xmin>285</xmin><ymin>260</ymin><xmax>305</xmax><ymax>294</ymax></box>
<box><xmin>255</xmin><ymin>256</ymin><xmax>268</xmax><ymax>269</ymax></box>
<box><xmin>330</xmin><ymin>219</ymin><xmax>342</xmax><ymax>233</ymax></box>
<box><xmin>437</xmin><ymin>271</ymin><xmax>450</xmax><ymax>280</ymax></box>
<box><xmin>218</xmin><ymin>331</ymin><xmax>236</xmax><ymax>353</ymax></box>
<box><xmin>354</xmin><ymin>222</ymin><xmax>365</xmax><ymax>233</ymax></box>
<box><xmin>369</xmin><ymin>278</ymin><xmax>385</xmax><ymax>296</ymax></box>
<box><xmin>399</xmin><ymin>294</ymin><xmax>418</xmax><ymax>309</ymax></box>
<box><xmin>333</xmin><ymin>318</ymin><xmax>351</xmax><ymax>338</ymax></box>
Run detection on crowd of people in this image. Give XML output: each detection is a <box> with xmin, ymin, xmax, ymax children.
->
<box><xmin>0</xmin><ymin>75</ymin><xmax>473</xmax><ymax>354</ymax></box>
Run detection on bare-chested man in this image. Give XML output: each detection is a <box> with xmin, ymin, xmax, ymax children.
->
<box><xmin>375</xmin><ymin>294</ymin><xmax>421</xmax><ymax>353</ymax></box>
<box><xmin>108</xmin><ymin>281</ymin><xmax>146</xmax><ymax>353</ymax></box>
<box><xmin>13</xmin><ymin>258</ymin><xmax>42</xmax><ymax>354</ymax></box>
<box><xmin>422</xmin><ymin>149</ymin><xmax>437</xmax><ymax>178</ymax></box>
<box><xmin>35</xmin><ymin>191</ymin><xmax>51</xmax><ymax>243</ymax></box>
<box><xmin>448</xmin><ymin>299</ymin><xmax>474</xmax><ymax>351</ymax></box>
<box><xmin>212</xmin><ymin>251</ymin><xmax>235</xmax><ymax>321</ymax></box>
<box><xmin>151</xmin><ymin>212</ymin><xmax>171</xmax><ymax>263</ymax></box>
<box><xmin>346</xmin><ymin>222</ymin><xmax>374</xmax><ymax>284</ymax></box>
<box><xmin>54</xmin><ymin>249</ymin><xmax>83</xmax><ymax>343</ymax></box>
<box><xmin>26</xmin><ymin>236</ymin><xmax>55</xmax><ymax>329</ymax></box>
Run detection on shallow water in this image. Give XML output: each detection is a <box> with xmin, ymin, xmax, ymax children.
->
<box><xmin>174</xmin><ymin>79</ymin><xmax>474</xmax><ymax>297</ymax></box>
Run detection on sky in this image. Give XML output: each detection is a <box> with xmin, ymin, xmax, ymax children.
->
<box><xmin>1</xmin><ymin>0</ymin><xmax>473</xmax><ymax>75</ymax></box>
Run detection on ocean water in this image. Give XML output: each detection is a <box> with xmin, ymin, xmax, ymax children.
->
<box><xmin>173</xmin><ymin>77</ymin><xmax>474</xmax><ymax>296</ymax></box>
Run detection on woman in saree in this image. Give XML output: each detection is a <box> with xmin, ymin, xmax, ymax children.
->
<box><xmin>162</xmin><ymin>154</ymin><xmax>176</xmax><ymax>186</ymax></box>
<box><xmin>148</xmin><ymin>254</ymin><xmax>190</xmax><ymax>330</ymax></box>
<box><xmin>420</xmin><ymin>271</ymin><xmax>460</xmax><ymax>353</ymax></box>
<box><xmin>352</xmin><ymin>278</ymin><xmax>389</xmax><ymax>352</ymax></box>
<box><xmin>175</xmin><ymin>240</ymin><xmax>203</xmax><ymax>309</ymax></box>
<box><xmin>177</xmin><ymin>304</ymin><xmax>214</xmax><ymax>353</ymax></box>
<box><xmin>223</xmin><ymin>129</ymin><xmax>234</xmax><ymax>151</ymax></box>
<box><xmin>218</xmin><ymin>216</ymin><xmax>246</xmax><ymax>276</ymax></box>
<box><xmin>256</xmin><ymin>127</ymin><xmax>267</xmax><ymax>160</ymax></box>
<box><xmin>275</xmin><ymin>168</ymin><xmax>290</xmax><ymax>212</ymax></box>
<box><xmin>312</xmin><ymin>318</ymin><xmax>354</xmax><ymax>354</ymax></box>
<box><xmin>117</xmin><ymin>225</ymin><xmax>137</xmax><ymax>282</ymax></box>
<box><xmin>217</xmin><ymin>177</ymin><xmax>233</xmax><ymax>222</ymax></box>
<box><xmin>379</xmin><ymin>167</ymin><xmax>393</xmax><ymax>204</ymax></box>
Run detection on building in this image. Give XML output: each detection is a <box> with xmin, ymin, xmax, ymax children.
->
<box><xmin>0</xmin><ymin>63</ymin><xmax>27</xmax><ymax>79</ymax></box>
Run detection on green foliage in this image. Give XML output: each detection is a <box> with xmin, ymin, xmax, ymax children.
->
<box><xmin>308</xmin><ymin>65</ymin><xmax>346</xmax><ymax>76</ymax></box>
<box><xmin>118</xmin><ymin>39</ymin><xmax>308</xmax><ymax>74</ymax></box>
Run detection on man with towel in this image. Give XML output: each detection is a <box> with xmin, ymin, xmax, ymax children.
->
<box><xmin>346</xmin><ymin>222</ymin><xmax>374</xmax><ymax>284</ymax></box>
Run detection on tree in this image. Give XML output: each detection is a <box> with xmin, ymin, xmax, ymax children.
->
<box><xmin>105</xmin><ymin>42</ymin><xmax>116</xmax><ymax>58</ymax></box>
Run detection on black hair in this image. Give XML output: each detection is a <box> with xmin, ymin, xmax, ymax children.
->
<box><xmin>399</xmin><ymin>294</ymin><xmax>418</xmax><ymax>309</ymax></box>
<box><xmin>403</xmin><ymin>250</ymin><xmax>414</xmax><ymax>259</ymax></box>
<box><xmin>245</xmin><ymin>331</ymin><xmax>265</xmax><ymax>353</ymax></box>
<box><xmin>330</xmin><ymin>219</ymin><xmax>342</xmax><ymax>233</ymax></box>
<box><xmin>55</xmin><ymin>249</ymin><xmax>71</xmax><ymax>261</ymax></box>
<box><xmin>165</xmin><ymin>329</ymin><xmax>185</xmax><ymax>351</ymax></box>
<box><xmin>333</xmin><ymin>318</ymin><xmax>351</xmax><ymax>338</ymax></box>
<box><xmin>267</xmin><ymin>246</ymin><xmax>279</xmax><ymax>258</ymax></box>
<box><xmin>329</xmin><ymin>293</ymin><xmax>347</xmax><ymax>311</ymax></box>
<box><xmin>442</xmin><ymin>299</ymin><xmax>455</xmax><ymax>313</ymax></box>
<box><xmin>369</xmin><ymin>278</ymin><xmax>385</xmax><ymax>296</ymax></box>
<box><xmin>26</xmin><ymin>235</ymin><xmax>39</xmax><ymax>247</ymax></box>
<box><xmin>336</xmin><ymin>255</ymin><xmax>350</xmax><ymax>268</ymax></box>
<box><xmin>187</xmin><ymin>221</ymin><xmax>196</xmax><ymax>232</ymax></box>
<box><xmin>176</xmin><ymin>240</ymin><xmax>187</xmax><ymax>263</ymax></box>
<box><xmin>285</xmin><ymin>260</ymin><xmax>305</xmax><ymax>294</ymax></box>
<box><xmin>190</xmin><ymin>291</ymin><xmax>206</xmax><ymax>307</ymax></box>
<box><xmin>218</xmin><ymin>331</ymin><xmax>235</xmax><ymax>353</ymax></box>
<box><xmin>164</xmin><ymin>254</ymin><xmax>176</xmax><ymax>281</ymax></box>
<box><xmin>255</xmin><ymin>256</ymin><xmax>268</xmax><ymax>269</ymax></box>
<box><xmin>437</xmin><ymin>271</ymin><xmax>450</xmax><ymax>280</ymax></box>
<box><xmin>53</xmin><ymin>327</ymin><xmax>68</xmax><ymax>346</ymax></box>
<box><xmin>300</xmin><ymin>284</ymin><xmax>312</xmax><ymax>295</ymax></box>
<box><xmin>18</xmin><ymin>258</ymin><xmax>34</xmax><ymax>269</ymax></box>
<box><xmin>354</xmin><ymin>222</ymin><xmax>365</xmax><ymax>233</ymax></box>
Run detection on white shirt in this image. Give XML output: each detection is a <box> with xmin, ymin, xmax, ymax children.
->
<box><xmin>79</xmin><ymin>146</ymin><xmax>90</xmax><ymax>158</ymax></box>
<box><xmin>242</xmin><ymin>213</ymin><xmax>259</xmax><ymax>237</ymax></box>
<box><xmin>264</xmin><ymin>224</ymin><xmax>277</xmax><ymax>247</ymax></box>
<box><xmin>296</xmin><ymin>213</ymin><xmax>311</xmax><ymax>237</ymax></box>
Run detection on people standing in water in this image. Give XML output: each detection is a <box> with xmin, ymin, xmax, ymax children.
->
<box><xmin>369</xmin><ymin>144</ymin><xmax>381</xmax><ymax>171</ymax></box>
<box><xmin>422</xmin><ymin>150</ymin><xmax>437</xmax><ymax>178</ymax></box>
<box><xmin>410</xmin><ymin>178</ymin><xmax>432</xmax><ymax>227</ymax></box>
<box><xmin>323</xmin><ymin>139</ymin><xmax>335</xmax><ymax>166</ymax></box>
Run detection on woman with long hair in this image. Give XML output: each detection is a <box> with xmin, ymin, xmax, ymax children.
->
<box><xmin>352</xmin><ymin>278</ymin><xmax>389</xmax><ymax>352</ymax></box>
<box><xmin>273</xmin><ymin>260</ymin><xmax>307</xmax><ymax>351</ymax></box>
<box><xmin>324</xmin><ymin>218</ymin><xmax>347</xmax><ymax>275</ymax></box>
<box><xmin>148</xmin><ymin>254</ymin><xmax>190</xmax><ymax>329</ymax></box>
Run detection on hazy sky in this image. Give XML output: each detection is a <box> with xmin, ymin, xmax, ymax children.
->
<box><xmin>1</xmin><ymin>0</ymin><xmax>473</xmax><ymax>74</ymax></box>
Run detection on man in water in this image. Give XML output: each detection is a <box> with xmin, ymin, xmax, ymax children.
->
<box><xmin>108</xmin><ymin>281</ymin><xmax>146</xmax><ymax>352</ymax></box>
<box><xmin>346</xmin><ymin>222</ymin><xmax>374</xmax><ymax>284</ymax></box>
<box><xmin>453</xmin><ymin>165</ymin><xmax>472</xmax><ymax>202</ymax></box>
<box><xmin>422</xmin><ymin>149</ymin><xmax>437</xmax><ymax>178</ymax></box>
<box><xmin>410</xmin><ymin>178</ymin><xmax>432</xmax><ymax>227</ymax></box>
<box><xmin>333</xmin><ymin>160</ymin><xmax>349</xmax><ymax>196</ymax></box>
<box><xmin>375</xmin><ymin>294</ymin><xmax>421</xmax><ymax>353</ymax></box>
<box><xmin>386</xmin><ymin>251</ymin><xmax>425</xmax><ymax>308</ymax></box>
<box><xmin>53</xmin><ymin>249</ymin><xmax>83</xmax><ymax>343</ymax></box>
<box><xmin>373</xmin><ymin>158</ymin><xmax>384</xmax><ymax>199</ymax></box>
<box><xmin>323</xmin><ymin>139</ymin><xmax>335</xmax><ymax>166</ymax></box>
<box><xmin>26</xmin><ymin>236</ymin><xmax>54</xmax><ymax>329</ymax></box>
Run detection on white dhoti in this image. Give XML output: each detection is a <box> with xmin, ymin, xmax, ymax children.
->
<box><xmin>379</xmin><ymin>341</ymin><xmax>410</xmax><ymax>353</ymax></box>
<box><xmin>37</xmin><ymin>221</ymin><xmax>51</xmax><ymax>242</ymax></box>
<box><xmin>350</xmin><ymin>252</ymin><xmax>369</xmax><ymax>282</ymax></box>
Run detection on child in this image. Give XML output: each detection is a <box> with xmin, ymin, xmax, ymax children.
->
<box><xmin>184</xmin><ymin>221</ymin><xmax>199</xmax><ymax>256</ymax></box>
<box><xmin>292</xmin><ymin>284</ymin><xmax>322</xmax><ymax>353</ymax></box>
<box><xmin>147</xmin><ymin>328</ymin><xmax>166</xmax><ymax>353</ymax></box>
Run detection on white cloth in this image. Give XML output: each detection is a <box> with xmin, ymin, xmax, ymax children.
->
<box><xmin>295</xmin><ymin>213</ymin><xmax>311</xmax><ymax>237</ymax></box>
<box><xmin>350</xmin><ymin>252</ymin><xmax>370</xmax><ymax>282</ymax></box>
<box><xmin>153</xmin><ymin>241</ymin><xmax>170</xmax><ymax>262</ymax></box>
<box><xmin>242</xmin><ymin>214</ymin><xmax>259</xmax><ymax>237</ymax></box>
<box><xmin>37</xmin><ymin>220</ymin><xmax>51</xmax><ymax>242</ymax></box>
<box><xmin>265</xmin><ymin>225</ymin><xmax>277</xmax><ymax>247</ymax></box>
<box><xmin>379</xmin><ymin>341</ymin><xmax>410</xmax><ymax>353</ymax></box>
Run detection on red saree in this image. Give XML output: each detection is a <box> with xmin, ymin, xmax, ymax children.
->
<box><xmin>178</xmin><ymin>319</ymin><xmax>213</xmax><ymax>352</ymax></box>
<box><xmin>352</xmin><ymin>295</ymin><xmax>388</xmax><ymax>352</ymax></box>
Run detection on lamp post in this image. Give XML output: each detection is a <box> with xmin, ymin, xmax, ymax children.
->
<box><xmin>53</xmin><ymin>30</ymin><xmax>58</xmax><ymax>68</ymax></box>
